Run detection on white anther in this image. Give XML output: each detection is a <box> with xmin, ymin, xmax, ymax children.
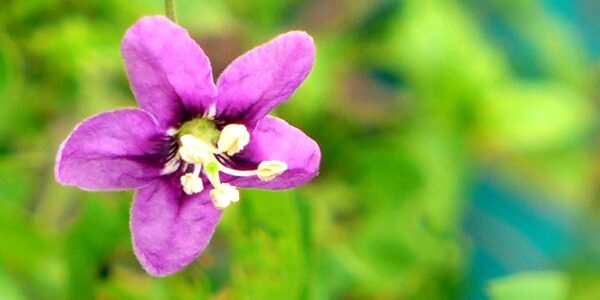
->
<box><xmin>210</xmin><ymin>183</ymin><xmax>239</xmax><ymax>210</ymax></box>
<box><xmin>257</xmin><ymin>160</ymin><xmax>288</xmax><ymax>181</ymax></box>
<box><xmin>180</xmin><ymin>173</ymin><xmax>204</xmax><ymax>195</ymax></box>
<box><xmin>179</xmin><ymin>134</ymin><xmax>212</xmax><ymax>164</ymax></box>
<box><xmin>217</xmin><ymin>124</ymin><xmax>250</xmax><ymax>156</ymax></box>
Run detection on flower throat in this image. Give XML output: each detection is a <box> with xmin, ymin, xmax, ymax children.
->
<box><xmin>168</xmin><ymin>117</ymin><xmax>288</xmax><ymax>210</ymax></box>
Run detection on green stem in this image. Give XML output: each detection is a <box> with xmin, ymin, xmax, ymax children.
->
<box><xmin>165</xmin><ymin>0</ymin><xmax>177</xmax><ymax>22</ymax></box>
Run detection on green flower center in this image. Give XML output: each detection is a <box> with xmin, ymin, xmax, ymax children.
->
<box><xmin>177</xmin><ymin>118</ymin><xmax>221</xmax><ymax>148</ymax></box>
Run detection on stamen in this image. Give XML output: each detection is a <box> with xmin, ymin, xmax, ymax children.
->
<box><xmin>210</xmin><ymin>183</ymin><xmax>239</xmax><ymax>210</ymax></box>
<box><xmin>174</xmin><ymin>119</ymin><xmax>286</xmax><ymax>204</ymax></box>
<box><xmin>257</xmin><ymin>161</ymin><xmax>288</xmax><ymax>181</ymax></box>
<box><xmin>218</xmin><ymin>164</ymin><xmax>257</xmax><ymax>177</ymax></box>
<box><xmin>180</xmin><ymin>173</ymin><xmax>204</xmax><ymax>195</ymax></box>
<box><xmin>217</xmin><ymin>124</ymin><xmax>250</xmax><ymax>156</ymax></box>
<box><xmin>192</xmin><ymin>163</ymin><xmax>201</xmax><ymax>177</ymax></box>
<box><xmin>179</xmin><ymin>134</ymin><xmax>212</xmax><ymax>164</ymax></box>
<box><xmin>211</xmin><ymin>159</ymin><xmax>287</xmax><ymax>181</ymax></box>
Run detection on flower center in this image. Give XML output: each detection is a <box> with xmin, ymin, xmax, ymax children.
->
<box><xmin>164</xmin><ymin>118</ymin><xmax>287</xmax><ymax>210</ymax></box>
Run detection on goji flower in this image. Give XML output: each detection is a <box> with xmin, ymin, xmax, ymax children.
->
<box><xmin>55</xmin><ymin>16</ymin><xmax>320</xmax><ymax>276</ymax></box>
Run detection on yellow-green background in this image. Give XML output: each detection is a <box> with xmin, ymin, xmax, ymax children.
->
<box><xmin>1</xmin><ymin>0</ymin><xmax>600</xmax><ymax>299</ymax></box>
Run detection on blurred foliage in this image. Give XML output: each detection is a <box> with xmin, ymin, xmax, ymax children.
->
<box><xmin>1</xmin><ymin>0</ymin><xmax>600</xmax><ymax>299</ymax></box>
<box><xmin>486</xmin><ymin>271</ymin><xmax>570</xmax><ymax>300</ymax></box>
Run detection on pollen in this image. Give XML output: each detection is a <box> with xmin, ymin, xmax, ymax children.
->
<box><xmin>217</xmin><ymin>124</ymin><xmax>250</xmax><ymax>156</ymax></box>
<box><xmin>178</xmin><ymin>134</ymin><xmax>212</xmax><ymax>164</ymax></box>
<box><xmin>210</xmin><ymin>183</ymin><xmax>239</xmax><ymax>210</ymax></box>
<box><xmin>180</xmin><ymin>173</ymin><xmax>204</xmax><ymax>195</ymax></box>
<box><xmin>257</xmin><ymin>160</ymin><xmax>288</xmax><ymax>181</ymax></box>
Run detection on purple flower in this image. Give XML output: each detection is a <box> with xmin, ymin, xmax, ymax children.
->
<box><xmin>54</xmin><ymin>16</ymin><xmax>320</xmax><ymax>276</ymax></box>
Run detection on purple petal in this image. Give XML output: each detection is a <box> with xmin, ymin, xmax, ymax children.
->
<box><xmin>215</xmin><ymin>31</ymin><xmax>315</xmax><ymax>127</ymax></box>
<box><xmin>229</xmin><ymin>116</ymin><xmax>320</xmax><ymax>190</ymax></box>
<box><xmin>131</xmin><ymin>176</ymin><xmax>221</xmax><ymax>276</ymax></box>
<box><xmin>55</xmin><ymin>109</ymin><xmax>165</xmax><ymax>191</ymax></box>
<box><xmin>122</xmin><ymin>16</ymin><xmax>217</xmax><ymax>128</ymax></box>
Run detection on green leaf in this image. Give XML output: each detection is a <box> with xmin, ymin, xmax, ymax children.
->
<box><xmin>0</xmin><ymin>267</ymin><xmax>25</xmax><ymax>300</ymax></box>
<box><xmin>486</xmin><ymin>271</ymin><xmax>570</xmax><ymax>300</ymax></box>
<box><xmin>0</xmin><ymin>41</ymin><xmax>10</xmax><ymax>95</ymax></box>
<box><xmin>225</xmin><ymin>189</ymin><xmax>309</xmax><ymax>299</ymax></box>
<box><xmin>478</xmin><ymin>82</ymin><xmax>593</xmax><ymax>154</ymax></box>
<box><xmin>0</xmin><ymin>201</ymin><xmax>63</xmax><ymax>298</ymax></box>
<box><xmin>223</xmin><ymin>0</ymin><xmax>299</xmax><ymax>29</ymax></box>
<box><xmin>64</xmin><ymin>194</ymin><xmax>130</xmax><ymax>299</ymax></box>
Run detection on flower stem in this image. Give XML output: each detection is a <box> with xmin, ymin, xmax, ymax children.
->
<box><xmin>165</xmin><ymin>0</ymin><xmax>177</xmax><ymax>22</ymax></box>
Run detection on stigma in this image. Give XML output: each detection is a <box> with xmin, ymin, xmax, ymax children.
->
<box><xmin>172</xmin><ymin>119</ymin><xmax>287</xmax><ymax>209</ymax></box>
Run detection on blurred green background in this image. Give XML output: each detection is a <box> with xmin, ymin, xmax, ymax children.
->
<box><xmin>2</xmin><ymin>0</ymin><xmax>600</xmax><ymax>299</ymax></box>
